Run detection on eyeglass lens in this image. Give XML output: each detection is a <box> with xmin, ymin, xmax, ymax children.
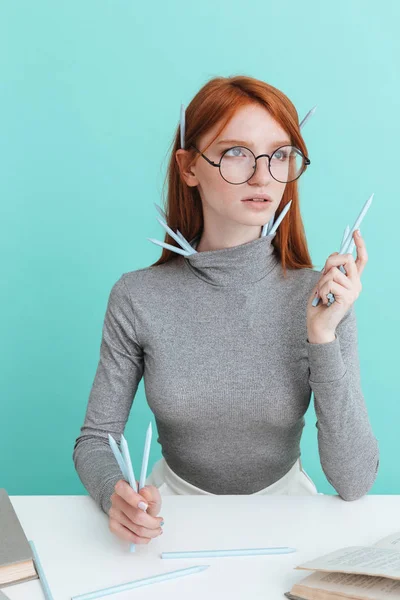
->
<box><xmin>220</xmin><ymin>145</ymin><xmax>306</xmax><ymax>184</ymax></box>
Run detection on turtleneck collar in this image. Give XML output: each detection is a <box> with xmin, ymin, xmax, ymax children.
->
<box><xmin>183</xmin><ymin>232</ymin><xmax>279</xmax><ymax>287</ymax></box>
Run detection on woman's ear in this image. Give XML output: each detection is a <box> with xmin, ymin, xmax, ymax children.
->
<box><xmin>175</xmin><ymin>149</ymin><xmax>198</xmax><ymax>187</ymax></box>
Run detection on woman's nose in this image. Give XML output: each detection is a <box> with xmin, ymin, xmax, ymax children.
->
<box><xmin>248</xmin><ymin>156</ymin><xmax>274</xmax><ymax>184</ymax></box>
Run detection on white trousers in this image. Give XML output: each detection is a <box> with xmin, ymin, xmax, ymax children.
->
<box><xmin>146</xmin><ymin>457</ymin><xmax>321</xmax><ymax>496</ymax></box>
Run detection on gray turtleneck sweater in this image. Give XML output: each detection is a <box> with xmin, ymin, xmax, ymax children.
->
<box><xmin>73</xmin><ymin>232</ymin><xmax>379</xmax><ymax>514</ymax></box>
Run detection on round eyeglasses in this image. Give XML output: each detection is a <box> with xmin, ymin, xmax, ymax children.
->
<box><xmin>189</xmin><ymin>144</ymin><xmax>310</xmax><ymax>185</ymax></box>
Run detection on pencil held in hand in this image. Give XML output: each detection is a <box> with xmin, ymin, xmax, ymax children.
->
<box><xmin>108</xmin><ymin>479</ymin><xmax>164</xmax><ymax>549</ymax></box>
<box><xmin>312</xmin><ymin>193</ymin><xmax>373</xmax><ymax>307</ymax></box>
<box><xmin>108</xmin><ymin>430</ymin><xmax>163</xmax><ymax>551</ymax></box>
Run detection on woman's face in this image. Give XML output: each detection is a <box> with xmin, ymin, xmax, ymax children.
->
<box><xmin>176</xmin><ymin>104</ymin><xmax>290</xmax><ymax>235</ymax></box>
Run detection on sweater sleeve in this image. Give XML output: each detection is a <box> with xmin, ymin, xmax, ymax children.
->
<box><xmin>306</xmin><ymin>303</ymin><xmax>379</xmax><ymax>501</ymax></box>
<box><xmin>73</xmin><ymin>274</ymin><xmax>144</xmax><ymax>515</ymax></box>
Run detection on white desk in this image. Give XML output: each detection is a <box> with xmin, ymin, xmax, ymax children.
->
<box><xmin>4</xmin><ymin>495</ymin><xmax>400</xmax><ymax>600</ymax></box>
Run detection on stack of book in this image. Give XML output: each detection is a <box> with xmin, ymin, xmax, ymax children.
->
<box><xmin>0</xmin><ymin>488</ymin><xmax>38</xmax><ymax>589</ymax></box>
<box><xmin>285</xmin><ymin>531</ymin><xmax>400</xmax><ymax>600</ymax></box>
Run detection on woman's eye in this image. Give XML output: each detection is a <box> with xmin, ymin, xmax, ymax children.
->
<box><xmin>274</xmin><ymin>150</ymin><xmax>286</xmax><ymax>160</ymax></box>
<box><xmin>224</xmin><ymin>147</ymin><xmax>244</xmax><ymax>157</ymax></box>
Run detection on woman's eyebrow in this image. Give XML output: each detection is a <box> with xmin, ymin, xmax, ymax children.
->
<box><xmin>216</xmin><ymin>138</ymin><xmax>291</xmax><ymax>147</ymax></box>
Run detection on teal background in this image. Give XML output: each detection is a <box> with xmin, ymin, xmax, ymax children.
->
<box><xmin>1</xmin><ymin>1</ymin><xmax>398</xmax><ymax>496</ymax></box>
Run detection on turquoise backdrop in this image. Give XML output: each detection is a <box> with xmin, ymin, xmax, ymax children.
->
<box><xmin>1</xmin><ymin>1</ymin><xmax>398</xmax><ymax>496</ymax></box>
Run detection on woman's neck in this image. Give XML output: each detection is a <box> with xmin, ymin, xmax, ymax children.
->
<box><xmin>196</xmin><ymin>226</ymin><xmax>263</xmax><ymax>253</ymax></box>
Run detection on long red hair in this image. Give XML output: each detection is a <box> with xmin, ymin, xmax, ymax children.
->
<box><xmin>151</xmin><ymin>75</ymin><xmax>315</xmax><ymax>276</ymax></box>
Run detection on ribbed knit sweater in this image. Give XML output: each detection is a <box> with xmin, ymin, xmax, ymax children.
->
<box><xmin>73</xmin><ymin>232</ymin><xmax>379</xmax><ymax>513</ymax></box>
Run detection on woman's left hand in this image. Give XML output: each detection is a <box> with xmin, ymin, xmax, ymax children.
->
<box><xmin>306</xmin><ymin>230</ymin><xmax>368</xmax><ymax>343</ymax></box>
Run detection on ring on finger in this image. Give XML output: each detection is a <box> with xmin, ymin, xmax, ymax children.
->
<box><xmin>326</xmin><ymin>292</ymin><xmax>335</xmax><ymax>307</ymax></box>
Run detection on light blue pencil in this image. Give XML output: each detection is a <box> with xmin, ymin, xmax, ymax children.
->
<box><xmin>261</xmin><ymin>217</ymin><xmax>274</xmax><ymax>236</ymax></box>
<box><xmin>340</xmin><ymin>193</ymin><xmax>373</xmax><ymax>252</ymax></box>
<box><xmin>261</xmin><ymin>221</ymin><xmax>270</xmax><ymax>236</ymax></box>
<box><xmin>327</xmin><ymin>225</ymin><xmax>350</xmax><ymax>306</ymax></box>
<box><xmin>180</xmin><ymin>103</ymin><xmax>186</xmax><ymax>149</ymax></box>
<box><xmin>156</xmin><ymin>217</ymin><xmax>197</xmax><ymax>255</ymax></box>
<box><xmin>162</xmin><ymin>547</ymin><xmax>296</xmax><ymax>559</ymax></box>
<box><xmin>299</xmin><ymin>105</ymin><xmax>317</xmax><ymax>129</ymax></box>
<box><xmin>153</xmin><ymin>202</ymin><xmax>197</xmax><ymax>254</ymax></box>
<box><xmin>269</xmin><ymin>200</ymin><xmax>292</xmax><ymax>236</ymax></box>
<box><xmin>176</xmin><ymin>229</ymin><xmax>197</xmax><ymax>253</ymax></box>
<box><xmin>342</xmin><ymin>225</ymin><xmax>350</xmax><ymax>249</ymax></box>
<box><xmin>262</xmin><ymin>106</ymin><xmax>316</xmax><ymax>236</ymax></box>
<box><xmin>312</xmin><ymin>193</ymin><xmax>373</xmax><ymax>307</ymax></box>
<box><xmin>153</xmin><ymin>202</ymin><xmax>167</xmax><ymax>221</ymax></box>
<box><xmin>348</xmin><ymin>233</ymin><xmax>356</xmax><ymax>255</ymax></box>
<box><xmin>315</xmin><ymin>225</ymin><xmax>350</xmax><ymax>304</ymax></box>
<box><xmin>314</xmin><ymin>224</ymin><xmax>350</xmax><ymax>289</ymax></box>
<box><xmin>147</xmin><ymin>237</ymin><xmax>192</xmax><ymax>257</ymax></box>
<box><xmin>108</xmin><ymin>434</ymin><xmax>129</xmax><ymax>480</ymax></box>
<box><xmin>71</xmin><ymin>565</ymin><xmax>209</xmax><ymax>600</ymax></box>
<box><xmin>120</xmin><ymin>434</ymin><xmax>139</xmax><ymax>553</ymax></box>
<box><xmin>139</xmin><ymin>422</ymin><xmax>152</xmax><ymax>490</ymax></box>
<box><xmin>338</xmin><ymin>225</ymin><xmax>351</xmax><ymax>275</ymax></box>
<box><xmin>28</xmin><ymin>540</ymin><xmax>54</xmax><ymax>600</ymax></box>
<box><xmin>120</xmin><ymin>434</ymin><xmax>138</xmax><ymax>493</ymax></box>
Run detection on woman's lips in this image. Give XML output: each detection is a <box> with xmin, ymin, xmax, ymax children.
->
<box><xmin>241</xmin><ymin>199</ymin><xmax>272</xmax><ymax>209</ymax></box>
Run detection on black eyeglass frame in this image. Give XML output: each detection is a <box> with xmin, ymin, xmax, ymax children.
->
<box><xmin>189</xmin><ymin>143</ymin><xmax>311</xmax><ymax>185</ymax></box>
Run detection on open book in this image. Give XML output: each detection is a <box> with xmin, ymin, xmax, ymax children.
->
<box><xmin>0</xmin><ymin>489</ymin><xmax>38</xmax><ymax>588</ymax></box>
<box><xmin>284</xmin><ymin>532</ymin><xmax>400</xmax><ymax>600</ymax></box>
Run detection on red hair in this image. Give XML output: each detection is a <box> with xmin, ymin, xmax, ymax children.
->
<box><xmin>151</xmin><ymin>75</ymin><xmax>315</xmax><ymax>276</ymax></box>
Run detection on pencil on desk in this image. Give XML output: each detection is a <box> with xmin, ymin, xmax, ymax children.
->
<box><xmin>28</xmin><ymin>540</ymin><xmax>54</xmax><ymax>600</ymax></box>
<box><xmin>70</xmin><ymin>565</ymin><xmax>210</xmax><ymax>600</ymax></box>
<box><xmin>161</xmin><ymin>546</ymin><xmax>297</xmax><ymax>559</ymax></box>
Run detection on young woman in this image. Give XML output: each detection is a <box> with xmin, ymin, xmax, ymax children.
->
<box><xmin>73</xmin><ymin>76</ymin><xmax>379</xmax><ymax>547</ymax></box>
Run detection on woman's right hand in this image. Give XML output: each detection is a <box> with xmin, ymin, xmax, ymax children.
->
<box><xmin>109</xmin><ymin>479</ymin><xmax>164</xmax><ymax>545</ymax></box>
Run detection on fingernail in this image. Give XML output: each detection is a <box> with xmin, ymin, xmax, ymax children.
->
<box><xmin>138</xmin><ymin>501</ymin><xmax>148</xmax><ymax>511</ymax></box>
<box><xmin>160</xmin><ymin>520</ymin><xmax>165</xmax><ymax>526</ymax></box>
<box><xmin>160</xmin><ymin>529</ymin><xmax>164</xmax><ymax>535</ymax></box>
<box><xmin>357</xmin><ymin>229</ymin><xmax>361</xmax><ymax>236</ymax></box>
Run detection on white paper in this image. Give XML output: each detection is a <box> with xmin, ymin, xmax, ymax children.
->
<box><xmin>296</xmin><ymin>546</ymin><xmax>400</xmax><ymax>580</ymax></box>
<box><xmin>373</xmin><ymin>533</ymin><xmax>400</xmax><ymax>552</ymax></box>
<box><xmin>294</xmin><ymin>569</ymin><xmax>400</xmax><ymax>600</ymax></box>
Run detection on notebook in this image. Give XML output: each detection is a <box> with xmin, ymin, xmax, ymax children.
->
<box><xmin>0</xmin><ymin>489</ymin><xmax>38</xmax><ymax>588</ymax></box>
